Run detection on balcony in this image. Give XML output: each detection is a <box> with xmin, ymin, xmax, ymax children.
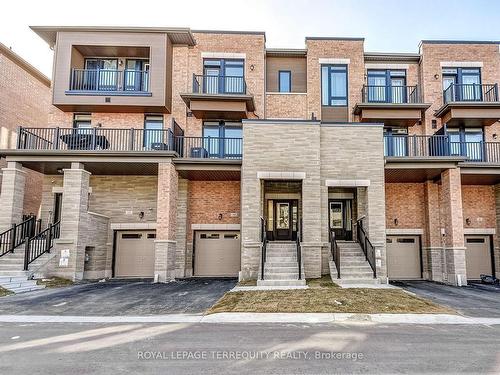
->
<box><xmin>354</xmin><ymin>85</ymin><xmax>430</xmax><ymax>126</ymax></box>
<box><xmin>180</xmin><ymin>74</ymin><xmax>255</xmax><ymax>120</ymax></box>
<box><xmin>436</xmin><ymin>83</ymin><xmax>500</xmax><ymax>126</ymax></box>
<box><xmin>15</xmin><ymin>127</ymin><xmax>242</xmax><ymax>160</ymax></box>
<box><xmin>68</xmin><ymin>69</ymin><xmax>150</xmax><ymax>94</ymax></box>
<box><xmin>384</xmin><ymin>134</ymin><xmax>500</xmax><ymax>163</ymax></box>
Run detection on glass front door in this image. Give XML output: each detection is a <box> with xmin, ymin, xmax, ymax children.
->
<box><xmin>266</xmin><ymin>200</ymin><xmax>298</xmax><ymax>241</ymax></box>
<box><xmin>329</xmin><ymin>200</ymin><xmax>352</xmax><ymax>240</ymax></box>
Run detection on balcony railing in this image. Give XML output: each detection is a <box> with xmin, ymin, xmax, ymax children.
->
<box><xmin>69</xmin><ymin>69</ymin><xmax>150</xmax><ymax>92</ymax></box>
<box><xmin>443</xmin><ymin>83</ymin><xmax>499</xmax><ymax>104</ymax></box>
<box><xmin>362</xmin><ymin>85</ymin><xmax>421</xmax><ymax>104</ymax></box>
<box><xmin>16</xmin><ymin>127</ymin><xmax>242</xmax><ymax>159</ymax></box>
<box><xmin>192</xmin><ymin>74</ymin><xmax>246</xmax><ymax>95</ymax></box>
<box><xmin>384</xmin><ymin>134</ymin><xmax>500</xmax><ymax>163</ymax></box>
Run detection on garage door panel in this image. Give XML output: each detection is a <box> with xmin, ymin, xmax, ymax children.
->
<box><xmin>194</xmin><ymin>231</ymin><xmax>240</xmax><ymax>277</ymax></box>
<box><xmin>115</xmin><ymin>231</ymin><xmax>155</xmax><ymax>278</ymax></box>
<box><xmin>386</xmin><ymin>236</ymin><xmax>421</xmax><ymax>280</ymax></box>
<box><xmin>465</xmin><ymin>235</ymin><xmax>492</xmax><ymax>280</ymax></box>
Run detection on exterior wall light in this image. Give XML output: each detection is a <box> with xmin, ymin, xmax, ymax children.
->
<box><xmin>394</xmin><ymin>218</ymin><xmax>398</xmax><ymax>226</ymax></box>
<box><xmin>466</xmin><ymin>218</ymin><xmax>471</xmax><ymax>226</ymax></box>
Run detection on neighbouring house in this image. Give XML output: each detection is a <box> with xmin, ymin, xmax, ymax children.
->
<box><xmin>0</xmin><ymin>42</ymin><xmax>51</xmax><ymax>216</ymax></box>
<box><xmin>0</xmin><ymin>27</ymin><xmax>499</xmax><ymax>287</ymax></box>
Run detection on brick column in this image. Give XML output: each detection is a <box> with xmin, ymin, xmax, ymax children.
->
<box><xmin>423</xmin><ymin>181</ymin><xmax>444</xmax><ymax>282</ymax></box>
<box><xmin>0</xmin><ymin>162</ymin><xmax>26</xmax><ymax>232</ymax></box>
<box><xmin>493</xmin><ymin>184</ymin><xmax>500</xmax><ymax>279</ymax></box>
<box><xmin>56</xmin><ymin>162</ymin><xmax>91</xmax><ymax>281</ymax></box>
<box><xmin>440</xmin><ymin>168</ymin><xmax>467</xmax><ymax>286</ymax></box>
<box><xmin>154</xmin><ymin>162</ymin><xmax>178</xmax><ymax>282</ymax></box>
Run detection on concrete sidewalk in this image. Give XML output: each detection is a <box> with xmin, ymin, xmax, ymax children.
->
<box><xmin>1</xmin><ymin>312</ymin><xmax>500</xmax><ymax>325</ymax></box>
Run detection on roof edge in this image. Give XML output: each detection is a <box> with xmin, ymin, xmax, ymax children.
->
<box><xmin>306</xmin><ymin>36</ymin><xmax>364</xmax><ymax>41</ymax></box>
<box><xmin>0</xmin><ymin>42</ymin><xmax>50</xmax><ymax>87</ymax></box>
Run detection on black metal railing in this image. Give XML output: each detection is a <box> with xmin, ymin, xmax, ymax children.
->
<box><xmin>296</xmin><ymin>219</ymin><xmax>302</xmax><ymax>280</ymax></box>
<box><xmin>443</xmin><ymin>83</ymin><xmax>499</xmax><ymax>104</ymax></box>
<box><xmin>69</xmin><ymin>69</ymin><xmax>150</xmax><ymax>92</ymax></box>
<box><xmin>23</xmin><ymin>221</ymin><xmax>60</xmax><ymax>270</ymax></box>
<box><xmin>356</xmin><ymin>218</ymin><xmax>376</xmax><ymax>278</ymax></box>
<box><xmin>362</xmin><ymin>85</ymin><xmax>421</xmax><ymax>104</ymax></box>
<box><xmin>0</xmin><ymin>216</ymin><xmax>39</xmax><ymax>258</ymax></box>
<box><xmin>384</xmin><ymin>135</ymin><xmax>500</xmax><ymax>163</ymax></box>
<box><xmin>260</xmin><ymin>217</ymin><xmax>267</xmax><ymax>280</ymax></box>
<box><xmin>16</xmin><ymin>127</ymin><xmax>243</xmax><ymax>160</ymax></box>
<box><xmin>192</xmin><ymin>74</ymin><xmax>246</xmax><ymax>95</ymax></box>
<box><xmin>329</xmin><ymin>230</ymin><xmax>340</xmax><ymax>279</ymax></box>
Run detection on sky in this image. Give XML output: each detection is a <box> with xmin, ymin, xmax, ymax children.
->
<box><xmin>2</xmin><ymin>0</ymin><xmax>499</xmax><ymax>78</ymax></box>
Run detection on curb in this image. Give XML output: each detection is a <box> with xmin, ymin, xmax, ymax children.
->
<box><xmin>0</xmin><ymin>313</ymin><xmax>499</xmax><ymax>325</ymax></box>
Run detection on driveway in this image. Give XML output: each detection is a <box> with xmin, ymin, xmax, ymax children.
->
<box><xmin>393</xmin><ymin>280</ymin><xmax>500</xmax><ymax>317</ymax></box>
<box><xmin>0</xmin><ymin>278</ymin><xmax>237</xmax><ymax>316</ymax></box>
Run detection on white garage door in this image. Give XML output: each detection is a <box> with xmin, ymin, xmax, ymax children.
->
<box><xmin>465</xmin><ymin>235</ymin><xmax>492</xmax><ymax>280</ymax></box>
<box><xmin>194</xmin><ymin>231</ymin><xmax>240</xmax><ymax>277</ymax></box>
<box><xmin>386</xmin><ymin>236</ymin><xmax>421</xmax><ymax>280</ymax></box>
<box><xmin>115</xmin><ymin>230</ymin><xmax>156</xmax><ymax>278</ymax></box>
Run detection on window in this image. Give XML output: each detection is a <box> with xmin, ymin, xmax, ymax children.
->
<box><xmin>202</xmin><ymin>121</ymin><xmax>242</xmax><ymax>158</ymax></box>
<box><xmin>442</xmin><ymin>67</ymin><xmax>481</xmax><ymax>101</ymax></box>
<box><xmin>447</xmin><ymin>127</ymin><xmax>484</xmax><ymax>161</ymax></box>
<box><xmin>144</xmin><ymin>115</ymin><xmax>164</xmax><ymax>149</ymax></box>
<box><xmin>278</xmin><ymin>70</ymin><xmax>291</xmax><ymax>92</ymax></box>
<box><xmin>121</xmin><ymin>233</ymin><xmax>142</xmax><ymax>239</ymax></box>
<box><xmin>73</xmin><ymin>114</ymin><xmax>92</xmax><ymax>135</ymax></box>
<box><xmin>321</xmin><ymin>65</ymin><xmax>347</xmax><ymax>106</ymax></box>
<box><xmin>124</xmin><ymin>59</ymin><xmax>150</xmax><ymax>92</ymax></box>
<box><xmin>84</xmin><ymin>58</ymin><xmax>118</xmax><ymax>91</ymax></box>
<box><xmin>203</xmin><ymin>59</ymin><xmax>244</xmax><ymax>94</ymax></box>
<box><xmin>384</xmin><ymin>127</ymin><xmax>408</xmax><ymax>157</ymax></box>
<box><xmin>367</xmin><ymin>70</ymin><xmax>407</xmax><ymax>103</ymax></box>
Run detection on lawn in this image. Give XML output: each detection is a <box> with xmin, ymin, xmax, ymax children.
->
<box><xmin>0</xmin><ymin>287</ymin><xmax>13</xmax><ymax>297</ymax></box>
<box><xmin>207</xmin><ymin>276</ymin><xmax>453</xmax><ymax>314</ymax></box>
<box><xmin>36</xmin><ymin>277</ymin><xmax>74</xmax><ymax>288</ymax></box>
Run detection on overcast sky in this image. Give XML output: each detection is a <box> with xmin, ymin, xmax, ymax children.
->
<box><xmin>2</xmin><ymin>0</ymin><xmax>499</xmax><ymax>78</ymax></box>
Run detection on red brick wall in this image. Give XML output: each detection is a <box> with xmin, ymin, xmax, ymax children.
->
<box><xmin>0</xmin><ymin>50</ymin><xmax>50</xmax><ymax>216</ymax></box>
<box><xmin>462</xmin><ymin>185</ymin><xmax>496</xmax><ymax>228</ymax></box>
<box><xmin>187</xmin><ymin>180</ymin><xmax>240</xmax><ymax>243</ymax></box>
<box><xmin>385</xmin><ymin>183</ymin><xmax>425</xmax><ymax>229</ymax></box>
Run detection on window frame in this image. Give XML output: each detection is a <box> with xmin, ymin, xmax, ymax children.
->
<box><xmin>202</xmin><ymin>59</ymin><xmax>245</xmax><ymax>94</ymax></box>
<box><xmin>366</xmin><ymin>69</ymin><xmax>407</xmax><ymax>103</ymax></box>
<box><xmin>278</xmin><ymin>70</ymin><xmax>292</xmax><ymax>93</ymax></box>
<box><xmin>143</xmin><ymin>114</ymin><xmax>164</xmax><ymax>149</ymax></box>
<box><xmin>202</xmin><ymin>120</ymin><xmax>242</xmax><ymax>158</ymax></box>
<box><xmin>442</xmin><ymin>67</ymin><xmax>482</xmax><ymax>101</ymax></box>
<box><xmin>321</xmin><ymin>64</ymin><xmax>348</xmax><ymax>107</ymax></box>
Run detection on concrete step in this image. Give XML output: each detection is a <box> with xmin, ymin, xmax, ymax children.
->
<box><xmin>0</xmin><ymin>276</ymin><xmax>28</xmax><ymax>283</ymax></box>
<box><xmin>266</xmin><ymin>256</ymin><xmax>297</xmax><ymax>262</ymax></box>
<box><xmin>341</xmin><ymin>272</ymin><xmax>376</xmax><ymax>279</ymax></box>
<box><xmin>340</xmin><ymin>259</ymin><xmax>370</xmax><ymax>266</ymax></box>
<box><xmin>341</xmin><ymin>264</ymin><xmax>373</xmax><ymax>270</ymax></box>
<box><xmin>0</xmin><ymin>271</ymin><xmax>30</xmax><ymax>277</ymax></box>
<box><xmin>265</xmin><ymin>261</ymin><xmax>298</xmax><ymax>268</ymax></box>
<box><xmin>7</xmin><ymin>285</ymin><xmax>45</xmax><ymax>294</ymax></box>
<box><xmin>1</xmin><ymin>280</ymin><xmax>38</xmax><ymax>289</ymax></box>
<box><xmin>264</xmin><ymin>266</ymin><xmax>298</xmax><ymax>273</ymax></box>
<box><xmin>257</xmin><ymin>279</ymin><xmax>307</xmax><ymax>287</ymax></box>
<box><xmin>263</xmin><ymin>273</ymin><xmax>299</xmax><ymax>280</ymax></box>
<box><xmin>333</xmin><ymin>278</ymin><xmax>380</xmax><ymax>286</ymax></box>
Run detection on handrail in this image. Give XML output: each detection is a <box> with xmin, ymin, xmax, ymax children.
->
<box><xmin>443</xmin><ymin>83</ymin><xmax>498</xmax><ymax>104</ymax></box>
<box><xmin>192</xmin><ymin>73</ymin><xmax>246</xmax><ymax>95</ymax></box>
<box><xmin>69</xmin><ymin>68</ymin><xmax>150</xmax><ymax>92</ymax></box>
<box><xmin>260</xmin><ymin>217</ymin><xmax>267</xmax><ymax>280</ymax></box>
<box><xmin>362</xmin><ymin>84</ymin><xmax>421</xmax><ymax>104</ymax></box>
<box><xmin>296</xmin><ymin>219</ymin><xmax>302</xmax><ymax>280</ymax></box>
<box><xmin>355</xmin><ymin>218</ymin><xmax>376</xmax><ymax>278</ymax></box>
<box><xmin>0</xmin><ymin>215</ymin><xmax>37</xmax><ymax>258</ymax></box>
<box><xmin>23</xmin><ymin>221</ymin><xmax>61</xmax><ymax>270</ymax></box>
<box><xmin>329</xmin><ymin>230</ymin><xmax>340</xmax><ymax>279</ymax></box>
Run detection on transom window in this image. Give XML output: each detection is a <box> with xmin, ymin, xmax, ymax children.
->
<box><xmin>321</xmin><ymin>65</ymin><xmax>347</xmax><ymax>106</ymax></box>
<box><xmin>278</xmin><ymin>70</ymin><xmax>291</xmax><ymax>93</ymax></box>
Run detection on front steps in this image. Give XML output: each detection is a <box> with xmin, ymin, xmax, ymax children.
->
<box><xmin>0</xmin><ymin>276</ymin><xmax>45</xmax><ymax>293</ymax></box>
<box><xmin>330</xmin><ymin>241</ymin><xmax>379</xmax><ymax>287</ymax></box>
<box><xmin>257</xmin><ymin>241</ymin><xmax>306</xmax><ymax>287</ymax></box>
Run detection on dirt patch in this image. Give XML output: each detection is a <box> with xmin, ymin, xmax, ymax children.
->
<box><xmin>0</xmin><ymin>287</ymin><xmax>13</xmax><ymax>297</ymax></box>
<box><xmin>36</xmin><ymin>277</ymin><xmax>74</xmax><ymax>288</ymax></box>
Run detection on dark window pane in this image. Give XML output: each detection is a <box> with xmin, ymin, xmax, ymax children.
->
<box><xmin>279</xmin><ymin>71</ymin><xmax>291</xmax><ymax>92</ymax></box>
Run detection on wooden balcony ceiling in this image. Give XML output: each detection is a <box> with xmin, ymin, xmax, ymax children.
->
<box><xmin>354</xmin><ymin>103</ymin><xmax>431</xmax><ymax>126</ymax></box>
<box><xmin>73</xmin><ymin>45</ymin><xmax>150</xmax><ymax>58</ymax></box>
<box><xmin>435</xmin><ymin>102</ymin><xmax>500</xmax><ymax>127</ymax></box>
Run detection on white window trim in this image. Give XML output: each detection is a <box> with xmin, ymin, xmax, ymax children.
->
<box><xmin>365</xmin><ymin>63</ymin><xmax>410</xmax><ymax>70</ymax></box>
<box><xmin>201</xmin><ymin>52</ymin><xmax>246</xmax><ymax>59</ymax></box>
<box><xmin>325</xmin><ymin>179</ymin><xmax>370</xmax><ymax>187</ymax></box>
<box><xmin>440</xmin><ymin>61</ymin><xmax>483</xmax><ymax>68</ymax></box>
<box><xmin>318</xmin><ymin>58</ymin><xmax>350</xmax><ymax>65</ymax></box>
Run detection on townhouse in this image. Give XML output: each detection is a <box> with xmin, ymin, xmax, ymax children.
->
<box><xmin>0</xmin><ymin>43</ymin><xmax>51</xmax><ymax>216</ymax></box>
<box><xmin>0</xmin><ymin>26</ymin><xmax>499</xmax><ymax>287</ymax></box>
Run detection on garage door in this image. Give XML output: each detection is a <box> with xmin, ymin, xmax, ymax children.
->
<box><xmin>115</xmin><ymin>231</ymin><xmax>156</xmax><ymax>278</ymax></box>
<box><xmin>386</xmin><ymin>236</ymin><xmax>421</xmax><ymax>280</ymax></box>
<box><xmin>465</xmin><ymin>235</ymin><xmax>492</xmax><ymax>280</ymax></box>
<box><xmin>194</xmin><ymin>231</ymin><xmax>240</xmax><ymax>277</ymax></box>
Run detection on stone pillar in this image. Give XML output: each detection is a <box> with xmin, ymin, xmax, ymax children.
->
<box><xmin>301</xmin><ymin>176</ymin><xmax>322</xmax><ymax>278</ymax></box>
<box><xmin>423</xmin><ymin>181</ymin><xmax>444</xmax><ymax>282</ymax></box>
<box><xmin>440</xmin><ymin>168</ymin><xmax>467</xmax><ymax>286</ymax></box>
<box><xmin>0</xmin><ymin>162</ymin><xmax>26</xmax><ymax>232</ymax></box>
<box><xmin>56</xmin><ymin>162</ymin><xmax>91</xmax><ymax>281</ymax></box>
<box><xmin>154</xmin><ymin>162</ymin><xmax>178</xmax><ymax>282</ymax></box>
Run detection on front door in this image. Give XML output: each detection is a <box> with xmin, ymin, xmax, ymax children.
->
<box><xmin>266</xmin><ymin>199</ymin><xmax>298</xmax><ymax>241</ymax></box>
<box><xmin>329</xmin><ymin>200</ymin><xmax>352</xmax><ymax>240</ymax></box>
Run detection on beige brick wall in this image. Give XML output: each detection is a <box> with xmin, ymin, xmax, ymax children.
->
<box><xmin>462</xmin><ymin>185</ymin><xmax>496</xmax><ymax>229</ymax></box>
<box><xmin>0</xmin><ymin>49</ymin><xmax>50</xmax><ymax>215</ymax></box>
<box><xmin>385</xmin><ymin>183</ymin><xmax>426</xmax><ymax>229</ymax></box>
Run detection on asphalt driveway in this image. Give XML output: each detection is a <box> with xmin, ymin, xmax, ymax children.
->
<box><xmin>0</xmin><ymin>278</ymin><xmax>237</xmax><ymax>316</ymax></box>
<box><xmin>393</xmin><ymin>280</ymin><xmax>500</xmax><ymax>317</ymax></box>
